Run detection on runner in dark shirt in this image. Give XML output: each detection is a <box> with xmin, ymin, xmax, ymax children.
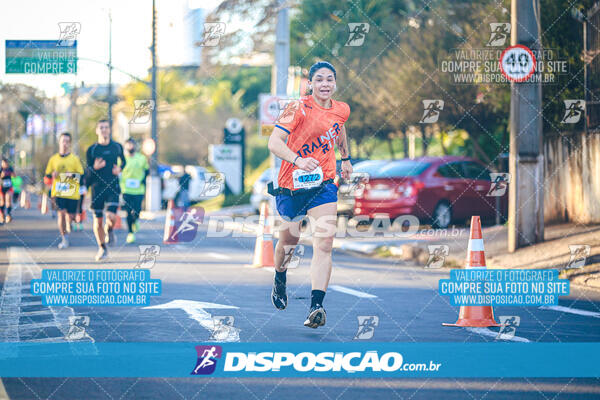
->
<box><xmin>85</xmin><ymin>119</ymin><xmax>126</xmax><ymax>261</ymax></box>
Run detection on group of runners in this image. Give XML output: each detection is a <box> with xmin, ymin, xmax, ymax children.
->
<box><xmin>42</xmin><ymin>119</ymin><xmax>149</xmax><ymax>261</ymax></box>
<box><xmin>4</xmin><ymin>60</ymin><xmax>350</xmax><ymax>329</ymax></box>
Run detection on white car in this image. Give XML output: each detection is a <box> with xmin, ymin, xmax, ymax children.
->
<box><xmin>250</xmin><ymin>168</ymin><xmax>273</xmax><ymax>214</ymax></box>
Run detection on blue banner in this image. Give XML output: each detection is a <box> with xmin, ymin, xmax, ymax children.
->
<box><xmin>0</xmin><ymin>342</ymin><xmax>598</xmax><ymax>378</ymax></box>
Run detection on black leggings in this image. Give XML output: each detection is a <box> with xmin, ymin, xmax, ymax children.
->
<box><xmin>122</xmin><ymin>194</ymin><xmax>144</xmax><ymax>233</ymax></box>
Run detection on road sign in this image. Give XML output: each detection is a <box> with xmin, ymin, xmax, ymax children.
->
<box><xmin>5</xmin><ymin>40</ymin><xmax>77</xmax><ymax>74</ymax></box>
<box><xmin>259</xmin><ymin>94</ymin><xmax>283</xmax><ymax>136</ymax></box>
<box><xmin>224</xmin><ymin>118</ymin><xmax>243</xmax><ymax>144</ymax></box>
<box><xmin>499</xmin><ymin>44</ymin><xmax>536</xmax><ymax>82</ymax></box>
<box><xmin>209</xmin><ymin>144</ymin><xmax>243</xmax><ymax>194</ymax></box>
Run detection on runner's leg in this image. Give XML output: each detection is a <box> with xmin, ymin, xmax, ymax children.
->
<box><xmin>306</xmin><ymin>202</ymin><xmax>337</xmax><ymax>291</ymax></box>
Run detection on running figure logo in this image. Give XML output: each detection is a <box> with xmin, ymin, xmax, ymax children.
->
<box><xmin>276</xmin><ymin>99</ymin><xmax>300</xmax><ymax>124</ymax></box>
<box><xmin>487</xmin><ymin>173</ymin><xmax>511</xmax><ymax>197</ymax></box>
<box><xmin>354</xmin><ymin>316</ymin><xmax>379</xmax><ymax>339</ymax></box>
<box><xmin>171</xmin><ymin>207</ymin><xmax>204</xmax><ymax>242</ymax></box>
<box><xmin>566</xmin><ymin>245</ymin><xmax>590</xmax><ymax>269</ymax></box>
<box><xmin>426</xmin><ymin>245</ymin><xmax>449</xmax><ymax>269</ymax></box>
<box><xmin>486</xmin><ymin>23</ymin><xmax>510</xmax><ymax>47</ymax></box>
<box><xmin>57</xmin><ymin>22</ymin><xmax>81</xmax><ymax>46</ymax></box>
<box><xmin>282</xmin><ymin>245</ymin><xmax>304</xmax><ymax>269</ymax></box>
<box><xmin>197</xmin><ymin>22</ymin><xmax>226</xmax><ymax>47</ymax></box>
<box><xmin>561</xmin><ymin>100</ymin><xmax>585</xmax><ymax>124</ymax></box>
<box><xmin>346</xmin><ymin>23</ymin><xmax>370</xmax><ymax>46</ymax></box>
<box><xmin>65</xmin><ymin>315</ymin><xmax>90</xmax><ymax>340</ymax></box>
<box><xmin>208</xmin><ymin>316</ymin><xmax>240</xmax><ymax>342</ymax></box>
<box><xmin>346</xmin><ymin>172</ymin><xmax>369</xmax><ymax>197</ymax></box>
<box><xmin>135</xmin><ymin>245</ymin><xmax>161</xmax><ymax>269</ymax></box>
<box><xmin>496</xmin><ymin>316</ymin><xmax>520</xmax><ymax>340</ymax></box>
<box><xmin>191</xmin><ymin>345</ymin><xmax>223</xmax><ymax>375</ymax></box>
<box><xmin>419</xmin><ymin>100</ymin><xmax>444</xmax><ymax>123</ymax></box>
<box><xmin>130</xmin><ymin>100</ymin><xmax>155</xmax><ymax>124</ymax></box>
<box><xmin>201</xmin><ymin>173</ymin><xmax>225</xmax><ymax>197</ymax></box>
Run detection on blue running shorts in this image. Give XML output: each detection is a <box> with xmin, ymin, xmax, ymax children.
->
<box><xmin>275</xmin><ymin>183</ymin><xmax>338</xmax><ymax>221</ymax></box>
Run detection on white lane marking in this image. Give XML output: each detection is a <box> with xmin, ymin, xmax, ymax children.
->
<box><xmin>466</xmin><ymin>327</ymin><xmax>530</xmax><ymax>342</ymax></box>
<box><xmin>539</xmin><ymin>305</ymin><xmax>600</xmax><ymax>318</ymax></box>
<box><xmin>6</xmin><ymin>247</ymin><xmax>95</xmax><ymax>344</ymax></box>
<box><xmin>144</xmin><ymin>300</ymin><xmax>240</xmax><ymax>342</ymax></box>
<box><xmin>205</xmin><ymin>252</ymin><xmax>230</xmax><ymax>260</ymax></box>
<box><xmin>329</xmin><ymin>285</ymin><xmax>377</xmax><ymax>299</ymax></box>
<box><xmin>20</xmin><ymin>301</ymin><xmax>42</xmax><ymax>306</ymax></box>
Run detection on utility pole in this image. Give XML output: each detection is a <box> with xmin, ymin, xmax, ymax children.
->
<box><xmin>107</xmin><ymin>9</ymin><xmax>113</xmax><ymax>135</ymax></box>
<box><xmin>70</xmin><ymin>83</ymin><xmax>79</xmax><ymax>155</ymax></box>
<box><xmin>270</xmin><ymin>0</ymin><xmax>289</xmax><ymax>205</ymax></box>
<box><xmin>52</xmin><ymin>97</ymin><xmax>57</xmax><ymax>153</ymax></box>
<box><xmin>507</xmin><ymin>0</ymin><xmax>544</xmax><ymax>252</ymax></box>
<box><xmin>146</xmin><ymin>0</ymin><xmax>161</xmax><ymax>211</ymax></box>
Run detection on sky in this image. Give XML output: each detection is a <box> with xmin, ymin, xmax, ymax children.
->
<box><xmin>0</xmin><ymin>0</ymin><xmax>224</xmax><ymax>97</ymax></box>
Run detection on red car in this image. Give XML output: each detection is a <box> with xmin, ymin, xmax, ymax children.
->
<box><xmin>352</xmin><ymin>156</ymin><xmax>507</xmax><ymax>228</ymax></box>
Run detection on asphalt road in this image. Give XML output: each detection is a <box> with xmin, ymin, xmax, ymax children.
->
<box><xmin>1</xmin><ymin>205</ymin><xmax>600</xmax><ymax>399</ymax></box>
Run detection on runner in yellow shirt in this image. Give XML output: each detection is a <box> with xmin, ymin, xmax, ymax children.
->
<box><xmin>44</xmin><ymin>132</ymin><xmax>84</xmax><ymax>249</ymax></box>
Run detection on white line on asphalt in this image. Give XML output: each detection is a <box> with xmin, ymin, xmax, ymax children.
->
<box><xmin>144</xmin><ymin>300</ymin><xmax>241</xmax><ymax>342</ymax></box>
<box><xmin>205</xmin><ymin>252</ymin><xmax>230</xmax><ymax>260</ymax></box>
<box><xmin>329</xmin><ymin>285</ymin><xmax>377</xmax><ymax>299</ymax></box>
<box><xmin>539</xmin><ymin>305</ymin><xmax>600</xmax><ymax>318</ymax></box>
<box><xmin>466</xmin><ymin>327</ymin><xmax>530</xmax><ymax>342</ymax></box>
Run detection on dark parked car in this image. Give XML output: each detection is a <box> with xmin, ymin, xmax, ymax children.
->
<box><xmin>352</xmin><ymin>156</ymin><xmax>507</xmax><ymax>228</ymax></box>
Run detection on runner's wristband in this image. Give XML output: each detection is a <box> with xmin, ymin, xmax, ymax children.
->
<box><xmin>341</xmin><ymin>157</ymin><xmax>351</xmax><ymax>161</ymax></box>
<box><xmin>292</xmin><ymin>155</ymin><xmax>301</xmax><ymax>166</ymax></box>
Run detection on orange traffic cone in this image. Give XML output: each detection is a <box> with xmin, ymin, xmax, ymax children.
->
<box><xmin>163</xmin><ymin>199</ymin><xmax>178</xmax><ymax>244</ymax></box>
<box><xmin>19</xmin><ymin>191</ymin><xmax>30</xmax><ymax>209</ymax></box>
<box><xmin>443</xmin><ymin>216</ymin><xmax>500</xmax><ymax>327</ymax></box>
<box><xmin>40</xmin><ymin>192</ymin><xmax>49</xmax><ymax>215</ymax></box>
<box><xmin>251</xmin><ymin>201</ymin><xmax>275</xmax><ymax>268</ymax></box>
<box><xmin>114</xmin><ymin>211</ymin><xmax>123</xmax><ymax>230</ymax></box>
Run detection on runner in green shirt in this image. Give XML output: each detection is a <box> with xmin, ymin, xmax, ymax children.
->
<box><xmin>120</xmin><ymin>138</ymin><xmax>149</xmax><ymax>243</ymax></box>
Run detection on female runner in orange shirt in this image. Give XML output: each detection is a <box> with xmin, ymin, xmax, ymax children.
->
<box><xmin>267</xmin><ymin>61</ymin><xmax>352</xmax><ymax>328</ymax></box>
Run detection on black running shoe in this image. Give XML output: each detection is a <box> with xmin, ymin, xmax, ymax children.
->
<box><xmin>303</xmin><ymin>304</ymin><xmax>326</xmax><ymax>328</ymax></box>
<box><xmin>271</xmin><ymin>279</ymin><xmax>287</xmax><ymax>310</ymax></box>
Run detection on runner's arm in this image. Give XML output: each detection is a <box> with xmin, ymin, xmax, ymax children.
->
<box><xmin>336</xmin><ymin>125</ymin><xmax>350</xmax><ymax>159</ymax></box>
<box><xmin>268</xmin><ymin>127</ymin><xmax>303</xmax><ymax>164</ymax></box>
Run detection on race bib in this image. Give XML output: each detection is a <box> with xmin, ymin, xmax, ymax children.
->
<box><xmin>292</xmin><ymin>166</ymin><xmax>323</xmax><ymax>189</ymax></box>
<box><xmin>52</xmin><ymin>173</ymin><xmax>80</xmax><ymax>199</ymax></box>
<box><xmin>125</xmin><ymin>178</ymin><xmax>141</xmax><ymax>189</ymax></box>
<box><xmin>2</xmin><ymin>180</ymin><xmax>11</xmax><ymax>188</ymax></box>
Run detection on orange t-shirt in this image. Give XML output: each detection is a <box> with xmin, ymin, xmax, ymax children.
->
<box><xmin>275</xmin><ymin>95</ymin><xmax>350</xmax><ymax>191</ymax></box>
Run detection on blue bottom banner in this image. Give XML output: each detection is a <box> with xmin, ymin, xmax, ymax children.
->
<box><xmin>0</xmin><ymin>342</ymin><xmax>599</xmax><ymax>378</ymax></box>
